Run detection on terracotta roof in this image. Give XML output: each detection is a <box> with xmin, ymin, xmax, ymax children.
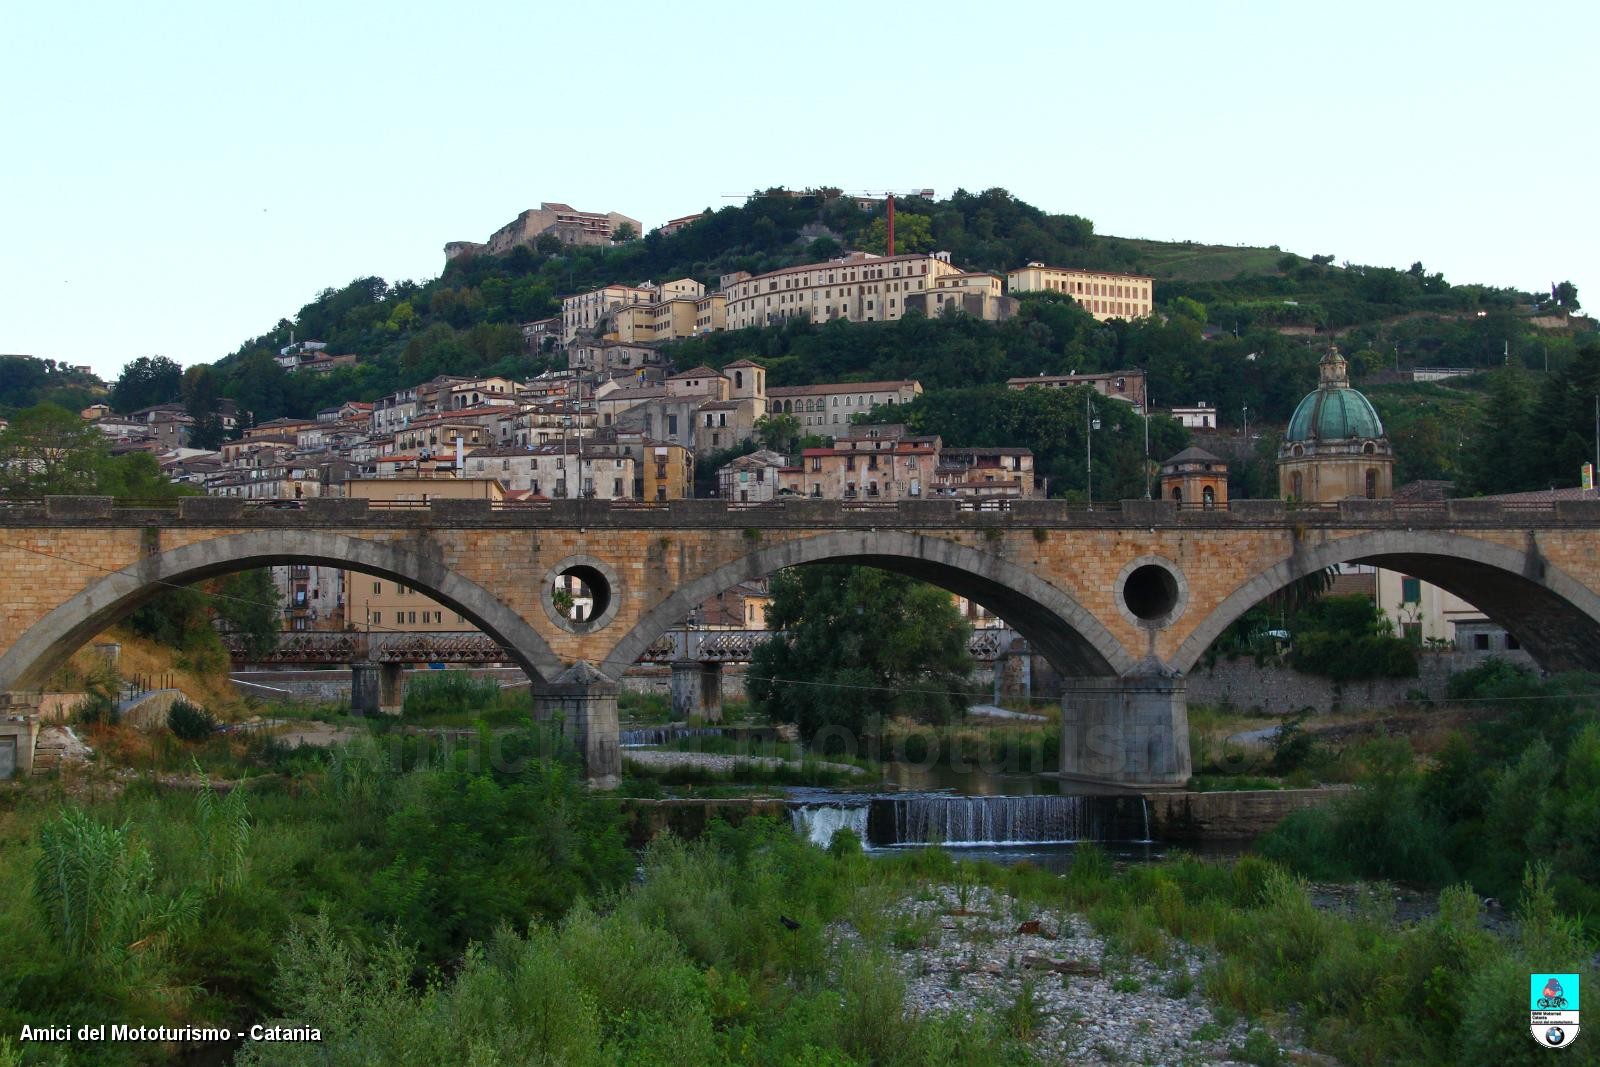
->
<box><xmin>768</xmin><ymin>380</ymin><xmax>918</xmax><ymax>396</ymax></box>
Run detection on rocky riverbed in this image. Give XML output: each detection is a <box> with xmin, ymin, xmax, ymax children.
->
<box><xmin>853</xmin><ymin>884</ymin><xmax>1325</xmax><ymax>1066</ymax></box>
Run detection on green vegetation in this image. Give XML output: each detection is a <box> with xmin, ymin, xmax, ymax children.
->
<box><xmin>1261</xmin><ymin>665</ymin><xmax>1600</xmax><ymax>933</ymax></box>
<box><xmin>0</xmin><ymin>403</ymin><xmax>192</xmax><ymax>499</ymax></box>
<box><xmin>749</xmin><ymin>566</ymin><xmax>974</xmax><ymax>751</ymax></box>
<box><xmin>165</xmin><ymin>699</ymin><xmax>216</xmax><ymax>741</ymax></box>
<box><xmin>399</xmin><ymin>669</ymin><xmax>529</xmax><ymax>726</ymax></box>
<box><xmin>0</xmin><ymin>357</ymin><xmax>105</xmax><ymax>418</ymax></box>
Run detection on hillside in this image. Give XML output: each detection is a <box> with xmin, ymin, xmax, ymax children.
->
<box><xmin>37</xmin><ymin>184</ymin><xmax>1589</xmax><ymax>497</ymax></box>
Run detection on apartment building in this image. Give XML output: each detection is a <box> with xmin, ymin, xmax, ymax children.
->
<box><xmin>766</xmin><ymin>379</ymin><xmax>922</xmax><ymax>431</ymax></box>
<box><xmin>717</xmin><ymin>449</ymin><xmax>790</xmax><ymax>502</ymax></box>
<box><xmin>521</xmin><ymin>317</ymin><xmax>562</xmax><ymax>353</ymax></box>
<box><xmin>721</xmin><ymin>251</ymin><xmax>965</xmax><ymax>331</ymax></box>
<box><xmin>466</xmin><ymin>441</ymin><xmax>636</xmax><ymax>500</ymax></box>
<box><xmin>1005</xmin><ymin>369</ymin><xmax>1147</xmax><ymax>412</ymax></box>
<box><xmin>933</xmin><ymin>447</ymin><xmax>1037</xmax><ymax>501</ymax></box>
<box><xmin>1004</xmin><ymin>263</ymin><xmax>1155</xmax><ymax>321</ymax></box>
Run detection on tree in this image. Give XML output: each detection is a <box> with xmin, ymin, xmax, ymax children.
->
<box><xmin>534</xmin><ymin>233</ymin><xmax>563</xmax><ymax>255</ymax></box>
<box><xmin>109</xmin><ymin>356</ymin><xmax>183</xmax><ymax>414</ymax></box>
<box><xmin>213</xmin><ymin>569</ymin><xmax>280</xmax><ymax>659</ymax></box>
<box><xmin>611</xmin><ymin>223</ymin><xmax>637</xmax><ymax>243</ymax></box>
<box><xmin>748</xmin><ymin>566</ymin><xmax>973</xmax><ymax>751</ymax></box>
<box><xmin>1554</xmin><ymin>281</ymin><xmax>1580</xmax><ymax>310</ymax></box>
<box><xmin>0</xmin><ymin>404</ymin><xmax>112</xmax><ymax>496</ymax></box>
<box><xmin>858</xmin><ymin>214</ymin><xmax>934</xmax><ymax>255</ymax></box>
<box><xmin>753</xmin><ymin>412</ymin><xmax>802</xmax><ymax>456</ymax></box>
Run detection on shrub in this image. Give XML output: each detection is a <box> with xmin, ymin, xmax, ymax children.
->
<box><xmin>167</xmin><ymin>698</ymin><xmax>216</xmax><ymax>741</ymax></box>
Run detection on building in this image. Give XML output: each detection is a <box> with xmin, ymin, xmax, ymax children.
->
<box><xmin>904</xmin><ymin>272</ymin><xmax>1018</xmax><ymax>322</ymax></box>
<box><xmin>561</xmin><ymin>279</ymin><xmax>716</xmax><ymax>345</ymax></box>
<box><xmin>521</xmin><ymin>317</ymin><xmax>563</xmax><ymax>353</ymax></box>
<box><xmin>796</xmin><ymin>425</ymin><xmax>939</xmax><ymax>500</ymax></box>
<box><xmin>933</xmin><ymin>447</ymin><xmax>1037</xmax><ymax>501</ymax></box>
<box><xmin>275</xmin><ymin>562</ymin><xmax>344</xmax><ymax>632</ymax></box>
<box><xmin>466</xmin><ymin>441</ymin><xmax>636</xmax><ymax>500</ymax></box>
<box><xmin>1005</xmin><ymin>370</ymin><xmax>1147</xmax><ymax>412</ymax></box>
<box><xmin>766</xmin><ymin>379</ymin><xmax>921</xmax><ymax>431</ymax></box>
<box><xmin>1169</xmin><ymin>402</ymin><xmax>1217</xmax><ymax>429</ymax></box>
<box><xmin>1004</xmin><ymin>263</ymin><xmax>1154</xmax><ymax>321</ymax></box>
<box><xmin>568</xmin><ymin>339</ymin><xmax>666</xmax><ymax>380</ymax></box>
<box><xmin>721</xmin><ymin>251</ymin><xmax>966</xmax><ymax>330</ymax></box>
<box><xmin>717</xmin><ymin>449</ymin><xmax>790</xmax><ymax>502</ymax></box>
<box><xmin>445</xmin><ymin>202</ymin><xmax>642</xmax><ymax>260</ymax></box>
<box><xmin>658</xmin><ymin>211</ymin><xmax>711</xmax><ymax>236</ymax></box>
<box><xmin>1160</xmin><ymin>447</ymin><xmax>1228</xmax><ymax>508</ymax></box>
<box><xmin>1276</xmin><ymin>348</ymin><xmax>1395</xmax><ymax>502</ymax></box>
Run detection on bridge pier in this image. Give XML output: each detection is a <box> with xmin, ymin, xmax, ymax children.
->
<box><xmin>1056</xmin><ymin>672</ymin><xmax>1190</xmax><ymax>791</ymax></box>
<box><xmin>670</xmin><ymin>660</ymin><xmax>723</xmax><ymax>723</ymax></box>
<box><xmin>379</xmin><ymin>663</ymin><xmax>405</xmax><ymax>714</ymax></box>
<box><xmin>532</xmin><ymin>662</ymin><xmax>620</xmax><ymax>789</ymax></box>
<box><xmin>350</xmin><ymin>662</ymin><xmax>380</xmax><ymax>716</ymax></box>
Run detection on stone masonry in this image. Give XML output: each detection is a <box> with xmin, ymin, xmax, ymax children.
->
<box><xmin>2</xmin><ymin>495</ymin><xmax>1600</xmax><ymax>787</ymax></box>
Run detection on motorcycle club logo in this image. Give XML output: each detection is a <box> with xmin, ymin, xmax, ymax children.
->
<box><xmin>1531</xmin><ymin>973</ymin><xmax>1580</xmax><ymax>1049</ymax></box>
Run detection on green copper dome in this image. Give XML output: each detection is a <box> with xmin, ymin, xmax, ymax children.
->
<box><xmin>1284</xmin><ymin>349</ymin><xmax>1385</xmax><ymax>442</ymax></box>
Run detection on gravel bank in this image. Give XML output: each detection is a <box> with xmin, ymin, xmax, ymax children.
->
<box><xmin>861</xmin><ymin>884</ymin><xmax>1323</xmax><ymax>1066</ymax></box>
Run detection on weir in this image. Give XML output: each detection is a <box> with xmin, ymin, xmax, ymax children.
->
<box><xmin>791</xmin><ymin>793</ymin><xmax>1152</xmax><ymax>849</ymax></box>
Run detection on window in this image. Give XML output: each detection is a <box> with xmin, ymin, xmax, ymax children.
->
<box><xmin>1506</xmin><ymin>633</ymin><xmax>1521</xmax><ymax>650</ymax></box>
<box><xmin>1401</xmin><ymin>577</ymin><xmax>1421</xmax><ymax>604</ymax></box>
<box><xmin>1365</xmin><ymin>468</ymin><xmax>1379</xmax><ymax>499</ymax></box>
<box><xmin>373</xmin><ymin>581</ymin><xmax>383</xmax><ymax>594</ymax></box>
<box><xmin>370</xmin><ymin>611</ymin><xmax>382</xmax><ymax>625</ymax></box>
<box><xmin>1473</xmin><ymin>632</ymin><xmax>1491</xmax><ymax>651</ymax></box>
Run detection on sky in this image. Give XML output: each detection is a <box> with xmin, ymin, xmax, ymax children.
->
<box><xmin>2</xmin><ymin>0</ymin><xmax>1595</xmax><ymax>382</ymax></box>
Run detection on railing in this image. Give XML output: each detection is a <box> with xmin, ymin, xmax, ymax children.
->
<box><xmin>5</xmin><ymin>493</ymin><xmax>1599</xmax><ymax>525</ymax></box>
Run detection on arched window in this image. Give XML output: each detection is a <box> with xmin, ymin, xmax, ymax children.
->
<box><xmin>1366</xmin><ymin>468</ymin><xmax>1378</xmax><ymax>499</ymax></box>
<box><xmin>735</xmin><ymin>371</ymin><xmax>744</xmax><ymax>389</ymax></box>
<box><xmin>1290</xmin><ymin>472</ymin><xmax>1303</xmax><ymax>500</ymax></box>
<box><xmin>1362</xmin><ymin>441</ymin><xmax>1375</xmax><ymax>454</ymax></box>
<box><xmin>1202</xmin><ymin>485</ymin><xmax>1216</xmax><ymax>509</ymax></box>
<box><xmin>1171</xmin><ymin>486</ymin><xmax>1183</xmax><ymax>503</ymax></box>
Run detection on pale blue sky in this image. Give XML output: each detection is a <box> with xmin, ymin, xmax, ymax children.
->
<box><xmin>2</xmin><ymin>0</ymin><xmax>1594</xmax><ymax>380</ymax></box>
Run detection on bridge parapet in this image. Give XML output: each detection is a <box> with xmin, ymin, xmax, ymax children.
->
<box><xmin>4</xmin><ymin>494</ymin><xmax>1597</xmax><ymax>531</ymax></box>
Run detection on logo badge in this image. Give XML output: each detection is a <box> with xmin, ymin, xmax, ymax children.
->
<box><xmin>1531</xmin><ymin>973</ymin><xmax>1580</xmax><ymax>1049</ymax></box>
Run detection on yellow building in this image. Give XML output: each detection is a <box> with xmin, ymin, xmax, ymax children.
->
<box><xmin>344</xmin><ymin>478</ymin><xmax>503</xmax><ymax>633</ymax></box>
<box><xmin>1004</xmin><ymin>263</ymin><xmax>1154</xmax><ymax>320</ymax></box>
<box><xmin>722</xmin><ymin>251</ymin><xmax>966</xmax><ymax>330</ymax></box>
<box><xmin>638</xmin><ymin>441</ymin><xmax>694</xmax><ymax>501</ymax></box>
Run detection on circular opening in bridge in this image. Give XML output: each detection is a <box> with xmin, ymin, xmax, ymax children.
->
<box><xmin>551</xmin><ymin>565</ymin><xmax>610</xmax><ymax>629</ymax></box>
<box><xmin>1122</xmin><ymin>564</ymin><xmax>1180</xmax><ymax>623</ymax></box>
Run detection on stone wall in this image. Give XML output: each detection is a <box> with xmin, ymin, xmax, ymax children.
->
<box><xmin>1182</xmin><ymin>649</ymin><xmax>1537</xmax><ymax>715</ymax></box>
<box><xmin>1145</xmin><ymin>787</ymin><xmax>1350</xmax><ymax>840</ymax></box>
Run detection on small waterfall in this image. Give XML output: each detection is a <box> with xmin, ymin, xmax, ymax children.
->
<box><xmin>792</xmin><ymin>802</ymin><xmax>870</xmax><ymax>848</ymax></box>
<box><xmin>619</xmin><ymin>726</ymin><xmax>724</xmax><ymax>748</ymax></box>
<box><xmin>787</xmin><ymin>794</ymin><xmax>1151</xmax><ymax>848</ymax></box>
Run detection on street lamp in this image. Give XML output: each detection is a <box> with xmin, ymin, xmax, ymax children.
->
<box><xmin>1085</xmin><ymin>390</ymin><xmax>1101</xmax><ymax>509</ymax></box>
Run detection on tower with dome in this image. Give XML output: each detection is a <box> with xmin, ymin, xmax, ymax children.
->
<box><xmin>1277</xmin><ymin>347</ymin><xmax>1395</xmax><ymax>502</ymax></box>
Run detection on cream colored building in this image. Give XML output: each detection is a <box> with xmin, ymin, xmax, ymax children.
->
<box><xmin>1005</xmin><ymin>263</ymin><xmax>1154</xmax><ymax>321</ymax></box>
<box><xmin>767</xmin><ymin>379</ymin><xmax>922</xmax><ymax>431</ymax></box>
<box><xmin>722</xmin><ymin>251</ymin><xmax>965</xmax><ymax>330</ymax></box>
<box><xmin>345</xmin><ymin>478</ymin><xmax>504</xmax><ymax>633</ymax></box>
<box><xmin>562</xmin><ymin>284</ymin><xmax>656</xmax><ymax>343</ymax></box>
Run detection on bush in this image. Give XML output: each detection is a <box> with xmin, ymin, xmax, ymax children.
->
<box><xmin>167</xmin><ymin>699</ymin><xmax>216</xmax><ymax>741</ymax></box>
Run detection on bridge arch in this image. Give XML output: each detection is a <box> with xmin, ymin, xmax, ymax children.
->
<box><xmin>600</xmin><ymin>529</ymin><xmax>1140</xmax><ymax>681</ymax></box>
<box><xmin>1173</xmin><ymin>529</ymin><xmax>1600</xmax><ymax>674</ymax></box>
<box><xmin>0</xmin><ymin>530</ymin><xmax>567</xmax><ymax>692</ymax></box>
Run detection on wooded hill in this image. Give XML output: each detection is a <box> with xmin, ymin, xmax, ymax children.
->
<box><xmin>37</xmin><ymin>186</ymin><xmax>1593</xmax><ymax>498</ymax></box>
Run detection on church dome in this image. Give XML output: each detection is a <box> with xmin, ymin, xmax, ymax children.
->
<box><xmin>1283</xmin><ymin>348</ymin><xmax>1385</xmax><ymax>443</ymax></box>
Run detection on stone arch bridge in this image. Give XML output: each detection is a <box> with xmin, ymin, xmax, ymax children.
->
<box><xmin>4</xmin><ymin>494</ymin><xmax>1600</xmax><ymax>789</ymax></box>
